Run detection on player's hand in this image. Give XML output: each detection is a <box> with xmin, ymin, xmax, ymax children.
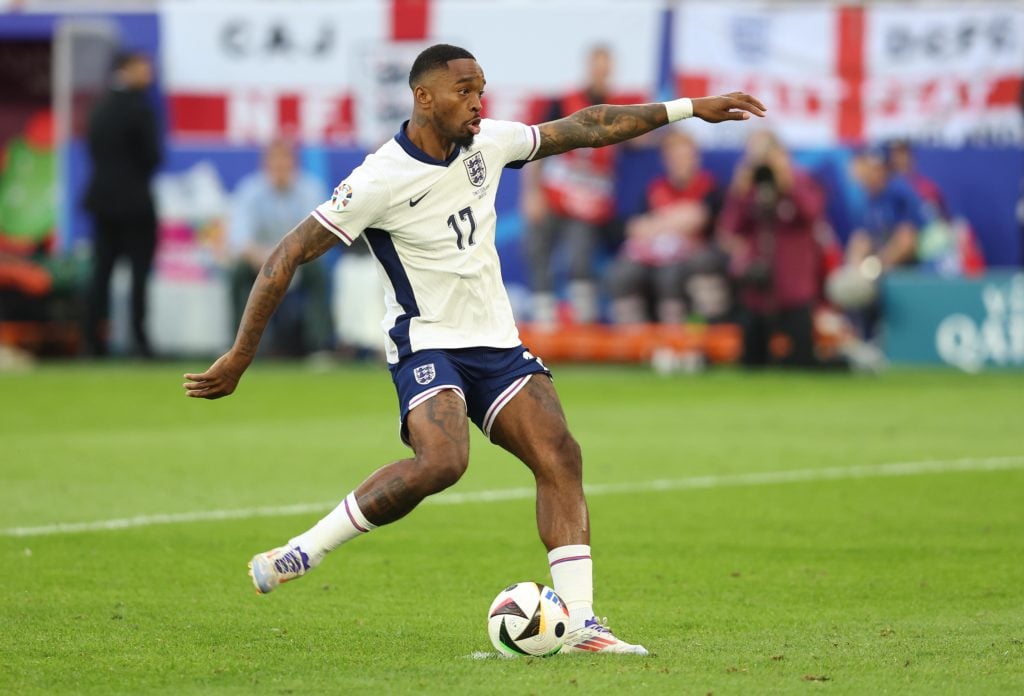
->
<box><xmin>183</xmin><ymin>352</ymin><xmax>250</xmax><ymax>399</ymax></box>
<box><xmin>692</xmin><ymin>92</ymin><xmax>767</xmax><ymax>123</ymax></box>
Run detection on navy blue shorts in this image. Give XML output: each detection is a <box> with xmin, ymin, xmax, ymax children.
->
<box><xmin>389</xmin><ymin>345</ymin><xmax>552</xmax><ymax>446</ymax></box>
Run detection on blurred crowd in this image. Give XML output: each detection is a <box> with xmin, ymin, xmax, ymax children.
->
<box><xmin>517</xmin><ymin>47</ymin><xmax>986</xmax><ymax>370</ymax></box>
<box><xmin>528</xmin><ymin>119</ymin><xmax>975</xmax><ymax>370</ymax></box>
<box><xmin>0</xmin><ymin>46</ymin><xmax>1000</xmax><ymax>370</ymax></box>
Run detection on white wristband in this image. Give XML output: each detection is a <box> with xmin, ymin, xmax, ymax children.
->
<box><xmin>664</xmin><ymin>97</ymin><xmax>693</xmax><ymax>122</ymax></box>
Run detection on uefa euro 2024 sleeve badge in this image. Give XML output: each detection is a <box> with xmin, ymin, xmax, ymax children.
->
<box><xmin>332</xmin><ymin>182</ymin><xmax>353</xmax><ymax>211</ymax></box>
<box><xmin>463</xmin><ymin>152</ymin><xmax>486</xmax><ymax>187</ymax></box>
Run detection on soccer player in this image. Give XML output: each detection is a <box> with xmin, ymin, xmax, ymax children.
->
<box><xmin>184</xmin><ymin>44</ymin><xmax>764</xmax><ymax>655</ymax></box>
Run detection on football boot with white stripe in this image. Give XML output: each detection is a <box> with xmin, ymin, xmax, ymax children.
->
<box><xmin>561</xmin><ymin>617</ymin><xmax>650</xmax><ymax>655</ymax></box>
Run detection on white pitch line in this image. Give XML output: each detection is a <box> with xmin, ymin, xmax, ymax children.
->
<box><xmin>3</xmin><ymin>455</ymin><xmax>1023</xmax><ymax>539</ymax></box>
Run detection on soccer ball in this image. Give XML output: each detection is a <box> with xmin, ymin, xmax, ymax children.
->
<box><xmin>487</xmin><ymin>582</ymin><xmax>569</xmax><ymax>657</ymax></box>
<box><xmin>825</xmin><ymin>258</ymin><xmax>881</xmax><ymax>310</ymax></box>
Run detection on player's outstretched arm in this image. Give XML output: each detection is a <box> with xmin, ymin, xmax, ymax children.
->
<box><xmin>183</xmin><ymin>216</ymin><xmax>338</xmax><ymax>399</ymax></box>
<box><xmin>533</xmin><ymin>92</ymin><xmax>766</xmax><ymax>160</ymax></box>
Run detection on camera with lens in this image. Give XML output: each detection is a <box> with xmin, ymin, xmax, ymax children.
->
<box><xmin>752</xmin><ymin>164</ymin><xmax>779</xmax><ymax>218</ymax></box>
<box><xmin>739</xmin><ymin>164</ymin><xmax>779</xmax><ymax>289</ymax></box>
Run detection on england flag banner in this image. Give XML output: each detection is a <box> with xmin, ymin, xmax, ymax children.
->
<box><xmin>160</xmin><ymin>0</ymin><xmax>662</xmax><ymax>145</ymax></box>
<box><xmin>673</xmin><ymin>2</ymin><xmax>1024</xmax><ymax>147</ymax></box>
<box><xmin>863</xmin><ymin>5</ymin><xmax>1024</xmax><ymax>145</ymax></box>
<box><xmin>160</xmin><ymin>0</ymin><xmax>387</xmax><ymax>143</ymax></box>
<box><xmin>673</xmin><ymin>2</ymin><xmax>840</xmax><ymax>148</ymax></box>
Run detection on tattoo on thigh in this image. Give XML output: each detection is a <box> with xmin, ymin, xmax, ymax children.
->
<box><xmin>422</xmin><ymin>393</ymin><xmax>468</xmax><ymax>447</ymax></box>
<box><xmin>524</xmin><ymin>376</ymin><xmax>566</xmax><ymax>422</ymax></box>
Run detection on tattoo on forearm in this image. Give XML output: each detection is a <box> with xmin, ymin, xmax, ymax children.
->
<box><xmin>534</xmin><ymin>103</ymin><xmax>668</xmax><ymax>159</ymax></box>
<box><xmin>233</xmin><ymin>215</ymin><xmax>337</xmax><ymax>358</ymax></box>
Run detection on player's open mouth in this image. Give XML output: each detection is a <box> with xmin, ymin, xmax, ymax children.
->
<box><xmin>467</xmin><ymin>118</ymin><xmax>481</xmax><ymax>134</ymax></box>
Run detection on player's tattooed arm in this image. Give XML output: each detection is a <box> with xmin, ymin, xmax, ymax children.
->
<box><xmin>183</xmin><ymin>215</ymin><xmax>337</xmax><ymax>399</ymax></box>
<box><xmin>533</xmin><ymin>92</ymin><xmax>766</xmax><ymax>159</ymax></box>
<box><xmin>534</xmin><ymin>103</ymin><xmax>668</xmax><ymax>159</ymax></box>
<box><xmin>233</xmin><ymin>215</ymin><xmax>337</xmax><ymax>360</ymax></box>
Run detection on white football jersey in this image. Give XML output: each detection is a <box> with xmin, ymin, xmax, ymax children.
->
<box><xmin>313</xmin><ymin>119</ymin><xmax>541</xmax><ymax>364</ymax></box>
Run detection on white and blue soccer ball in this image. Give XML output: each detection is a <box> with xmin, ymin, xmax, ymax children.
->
<box><xmin>487</xmin><ymin>582</ymin><xmax>569</xmax><ymax>657</ymax></box>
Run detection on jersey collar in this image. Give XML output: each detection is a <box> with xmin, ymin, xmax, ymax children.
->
<box><xmin>395</xmin><ymin>121</ymin><xmax>462</xmax><ymax>167</ymax></box>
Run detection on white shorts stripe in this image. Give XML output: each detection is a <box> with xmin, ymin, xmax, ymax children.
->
<box><xmin>482</xmin><ymin>374</ymin><xmax>532</xmax><ymax>438</ymax></box>
<box><xmin>408</xmin><ymin>384</ymin><xmax>466</xmax><ymax>412</ymax></box>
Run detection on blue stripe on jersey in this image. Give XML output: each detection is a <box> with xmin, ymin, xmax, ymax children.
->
<box><xmin>364</xmin><ymin>228</ymin><xmax>419</xmax><ymax>359</ymax></box>
<box><xmin>395</xmin><ymin>120</ymin><xmax>462</xmax><ymax>167</ymax></box>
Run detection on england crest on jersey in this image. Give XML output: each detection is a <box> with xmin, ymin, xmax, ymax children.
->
<box><xmin>463</xmin><ymin>152</ymin><xmax>486</xmax><ymax>187</ymax></box>
<box><xmin>413</xmin><ymin>363</ymin><xmax>436</xmax><ymax>385</ymax></box>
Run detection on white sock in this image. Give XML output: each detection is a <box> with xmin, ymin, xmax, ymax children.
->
<box><xmin>288</xmin><ymin>492</ymin><xmax>376</xmax><ymax>566</ymax></box>
<box><xmin>548</xmin><ymin>544</ymin><xmax>594</xmax><ymax>630</ymax></box>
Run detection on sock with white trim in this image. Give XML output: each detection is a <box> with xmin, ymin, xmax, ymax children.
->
<box><xmin>548</xmin><ymin>544</ymin><xmax>594</xmax><ymax>630</ymax></box>
<box><xmin>288</xmin><ymin>491</ymin><xmax>376</xmax><ymax>566</ymax></box>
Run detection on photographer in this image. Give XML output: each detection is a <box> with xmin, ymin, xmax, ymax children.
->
<box><xmin>607</xmin><ymin>129</ymin><xmax>726</xmax><ymax>326</ymax></box>
<box><xmin>718</xmin><ymin>131</ymin><xmax>825</xmax><ymax>367</ymax></box>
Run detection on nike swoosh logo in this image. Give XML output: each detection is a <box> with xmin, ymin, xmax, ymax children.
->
<box><xmin>409</xmin><ymin>190</ymin><xmax>431</xmax><ymax>207</ymax></box>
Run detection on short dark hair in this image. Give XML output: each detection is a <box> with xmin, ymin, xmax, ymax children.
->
<box><xmin>408</xmin><ymin>44</ymin><xmax>476</xmax><ymax>88</ymax></box>
<box><xmin>112</xmin><ymin>50</ymin><xmax>149</xmax><ymax>73</ymax></box>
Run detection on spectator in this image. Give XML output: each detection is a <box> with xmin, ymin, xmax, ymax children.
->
<box><xmin>887</xmin><ymin>139</ymin><xmax>986</xmax><ymax>276</ymax></box>
<box><xmin>885</xmin><ymin>138</ymin><xmax>948</xmax><ymax>222</ymax></box>
<box><xmin>0</xmin><ymin>110</ymin><xmax>57</xmax><ymax>327</ymax></box>
<box><xmin>83</xmin><ymin>51</ymin><xmax>161</xmax><ymax>358</ymax></box>
<box><xmin>607</xmin><ymin>129</ymin><xmax>726</xmax><ymax>325</ymax></box>
<box><xmin>846</xmin><ymin>146</ymin><xmax>923</xmax><ymax>272</ymax></box>
<box><xmin>522</xmin><ymin>45</ymin><xmax>625</xmax><ymax>327</ymax></box>
<box><xmin>227</xmin><ymin>138</ymin><xmax>332</xmax><ymax>356</ymax></box>
<box><xmin>835</xmin><ymin>146</ymin><xmax>924</xmax><ymax>339</ymax></box>
<box><xmin>718</xmin><ymin>131</ymin><xmax>826</xmax><ymax>367</ymax></box>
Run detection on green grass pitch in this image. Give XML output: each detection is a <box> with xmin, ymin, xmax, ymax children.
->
<box><xmin>2</xmin><ymin>363</ymin><xmax>1022</xmax><ymax>694</ymax></box>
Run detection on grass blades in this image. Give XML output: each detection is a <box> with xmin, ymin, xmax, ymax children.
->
<box><xmin>2</xmin><ymin>364</ymin><xmax>1022</xmax><ymax>694</ymax></box>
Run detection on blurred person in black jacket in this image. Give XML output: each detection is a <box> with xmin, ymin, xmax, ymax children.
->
<box><xmin>83</xmin><ymin>51</ymin><xmax>161</xmax><ymax>358</ymax></box>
